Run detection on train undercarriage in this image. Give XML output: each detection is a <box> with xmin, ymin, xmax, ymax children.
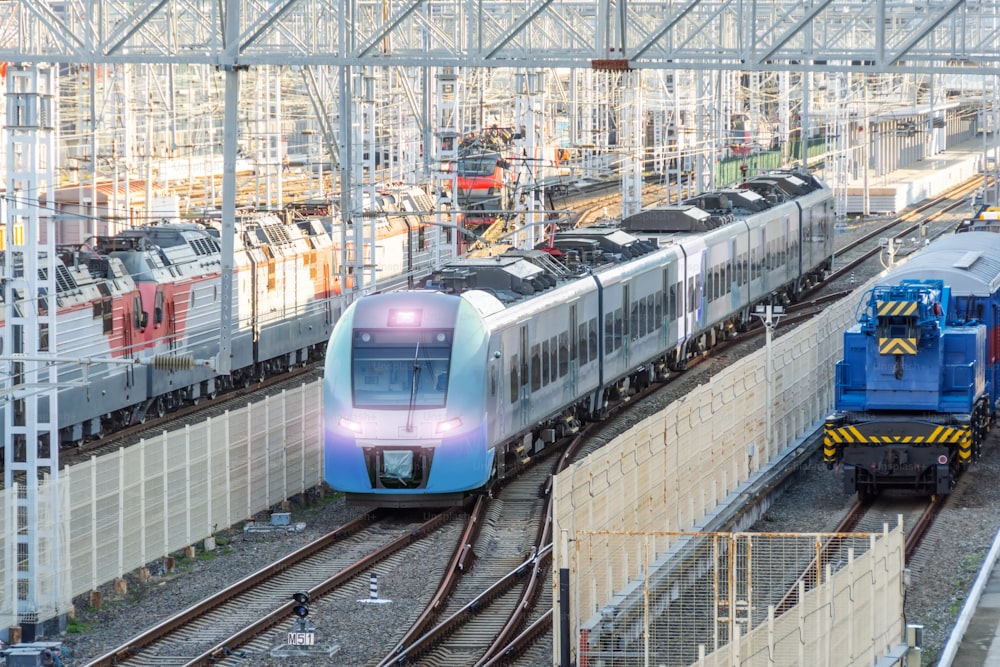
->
<box><xmin>823</xmin><ymin>399</ymin><xmax>992</xmax><ymax>498</ymax></box>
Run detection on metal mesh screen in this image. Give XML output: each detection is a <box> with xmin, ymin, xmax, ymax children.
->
<box><xmin>1</xmin><ymin>380</ymin><xmax>324</xmax><ymax>628</ymax></box>
<box><xmin>575</xmin><ymin>529</ymin><xmax>904</xmax><ymax>667</ymax></box>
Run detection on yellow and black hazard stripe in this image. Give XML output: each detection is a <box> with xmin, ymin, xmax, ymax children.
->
<box><xmin>876</xmin><ymin>300</ymin><xmax>919</xmax><ymax>317</ymax></box>
<box><xmin>878</xmin><ymin>337</ymin><xmax>918</xmax><ymax>355</ymax></box>
<box><xmin>823</xmin><ymin>423</ymin><xmax>972</xmax><ymax>463</ymax></box>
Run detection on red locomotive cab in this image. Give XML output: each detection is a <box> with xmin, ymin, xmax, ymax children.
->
<box><xmin>453</xmin><ymin>151</ymin><xmax>509</xmax><ymax>203</ymax></box>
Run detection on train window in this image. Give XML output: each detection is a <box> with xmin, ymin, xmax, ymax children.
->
<box><xmin>531</xmin><ymin>345</ymin><xmax>541</xmax><ymax>391</ymax></box>
<box><xmin>614</xmin><ymin>308</ymin><xmax>623</xmax><ymax>350</ymax></box>
<box><xmin>660</xmin><ymin>291</ymin><xmax>667</xmax><ymax>325</ymax></box>
<box><xmin>558</xmin><ymin>332</ymin><xmax>569</xmax><ymax>377</ymax></box>
<box><xmin>589</xmin><ymin>319</ymin><xmax>598</xmax><ymax>359</ymax></box>
<box><xmin>631</xmin><ymin>302</ymin><xmax>640</xmax><ymax>338</ymax></box>
<box><xmin>100</xmin><ymin>297</ymin><xmax>113</xmax><ymax>333</ymax></box>
<box><xmin>351</xmin><ymin>334</ymin><xmax>452</xmax><ymax>409</ymax></box>
<box><xmin>510</xmin><ymin>355</ymin><xmax>519</xmax><ymax>403</ymax></box>
<box><xmin>569</xmin><ymin>305</ymin><xmax>578</xmax><ymax>361</ymax></box>
<box><xmin>578</xmin><ymin>323</ymin><xmax>588</xmax><ymax>364</ymax></box>
<box><xmin>688</xmin><ymin>277</ymin><xmax>696</xmax><ymax>313</ymax></box>
<box><xmin>510</xmin><ymin>354</ymin><xmax>521</xmax><ymax>403</ymax></box>
<box><xmin>653</xmin><ymin>295</ymin><xmax>662</xmax><ymax>330</ymax></box>
<box><xmin>549</xmin><ymin>336</ymin><xmax>557</xmax><ymax>383</ymax></box>
<box><xmin>604</xmin><ymin>314</ymin><xmax>614</xmax><ymax>351</ymax></box>
<box><xmin>490</xmin><ymin>365</ymin><xmax>497</xmax><ymax>396</ymax></box>
<box><xmin>154</xmin><ymin>291</ymin><xmax>165</xmax><ymax>325</ymax></box>
<box><xmin>133</xmin><ymin>295</ymin><xmax>144</xmax><ymax>329</ymax></box>
<box><xmin>541</xmin><ymin>340</ymin><xmax>550</xmax><ymax>386</ymax></box>
<box><xmin>668</xmin><ymin>284</ymin><xmax>677</xmax><ymax>319</ymax></box>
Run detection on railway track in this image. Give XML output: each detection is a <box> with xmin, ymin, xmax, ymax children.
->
<box><xmin>825</xmin><ymin>177</ymin><xmax>983</xmax><ymax>284</ymax></box>
<box><xmin>84</xmin><ymin>510</ymin><xmax>464</xmax><ymax>667</ymax></box>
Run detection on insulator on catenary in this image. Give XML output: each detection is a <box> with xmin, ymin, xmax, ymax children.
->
<box><xmin>148</xmin><ymin>354</ymin><xmax>196</xmax><ymax>371</ymax></box>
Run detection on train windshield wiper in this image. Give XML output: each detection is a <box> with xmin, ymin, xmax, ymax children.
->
<box><xmin>405</xmin><ymin>342</ymin><xmax>420</xmax><ymax>433</ymax></box>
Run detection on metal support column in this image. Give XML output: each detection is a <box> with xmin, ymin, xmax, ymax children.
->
<box><xmin>3</xmin><ymin>63</ymin><xmax>63</xmax><ymax>637</ymax></box>
<box><xmin>620</xmin><ymin>71</ymin><xmax>643</xmax><ymax>219</ymax></box>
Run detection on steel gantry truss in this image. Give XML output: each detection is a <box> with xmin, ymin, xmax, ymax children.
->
<box><xmin>0</xmin><ymin>0</ymin><xmax>997</xmax><ymax>74</ymax></box>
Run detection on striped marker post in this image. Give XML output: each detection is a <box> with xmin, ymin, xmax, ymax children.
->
<box><xmin>358</xmin><ymin>572</ymin><xmax>392</xmax><ymax>604</ymax></box>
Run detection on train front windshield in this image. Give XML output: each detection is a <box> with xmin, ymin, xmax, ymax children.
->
<box><xmin>351</xmin><ymin>329</ymin><xmax>452</xmax><ymax>408</ymax></box>
<box><xmin>457</xmin><ymin>153</ymin><xmax>501</xmax><ymax>177</ymax></box>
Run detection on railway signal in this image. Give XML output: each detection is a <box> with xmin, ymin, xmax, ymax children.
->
<box><xmin>288</xmin><ymin>591</ymin><xmax>315</xmax><ymax>645</ymax></box>
<box><xmin>291</xmin><ymin>591</ymin><xmax>309</xmax><ymax>618</ymax></box>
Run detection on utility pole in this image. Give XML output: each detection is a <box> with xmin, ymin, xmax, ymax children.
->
<box><xmin>754</xmin><ymin>304</ymin><xmax>784</xmax><ymax>461</ymax></box>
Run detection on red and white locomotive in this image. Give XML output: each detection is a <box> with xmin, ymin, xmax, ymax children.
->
<box><xmin>1</xmin><ymin>185</ymin><xmax>454</xmax><ymax>446</ymax></box>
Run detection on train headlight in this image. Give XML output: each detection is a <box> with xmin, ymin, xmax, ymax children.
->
<box><xmin>338</xmin><ymin>417</ymin><xmax>362</xmax><ymax>433</ymax></box>
<box><xmin>436</xmin><ymin>417</ymin><xmax>463</xmax><ymax>434</ymax></box>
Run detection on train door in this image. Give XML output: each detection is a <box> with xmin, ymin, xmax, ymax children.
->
<box><xmin>488</xmin><ymin>333</ymin><xmax>506</xmax><ymax>442</ymax></box>
<box><xmin>120</xmin><ymin>293</ymin><xmax>142</xmax><ymax>389</ymax></box>
<box><xmin>662</xmin><ymin>268</ymin><xmax>674</xmax><ymax>346</ymax></box>
<box><xmin>166</xmin><ymin>288</ymin><xmax>178</xmax><ymax>351</ymax></box>
<box><xmin>799</xmin><ymin>205</ymin><xmax>811</xmax><ymax>280</ymax></box>
<box><xmin>516</xmin><ymin>324</ymin><xmax>531</xmax><ymax>428</ymax></box>
<box><xmin>690</xmin><ymin>252</ymin><xmax>704</xmax><ymax>335</ymax></box>
<box><xmin>622</xmin><ymin>283</ymin><xmax>632</xmax><ymax>368</ymax></box>
<box><xmin>568</xmin><ymin>303</ymin><xmax>579</xmax><ymax>396</ymax></box>
<box><xmin>728</xmin><ymin>237</ymin><xmax>740</xmax><ymax>310</ymax></box>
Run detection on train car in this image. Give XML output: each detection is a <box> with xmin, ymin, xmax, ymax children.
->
<box><xmin>324</xmin><ymin>170</ymin><xmax>836</xmax><ymax>507</ymax></box>
<box><xmin>956</xmin><ymin>202</ymin><xmax>1000</xmax><ymax>234</ymax></box>
<box><xmin>0</xmin><ymin>184</ymin><xmax>457</xmax><ymax>448</ymax></box>
<box><xmin>823</xmin><ymin>231</ymin><xmax>1000</xmax><ymax>497</ymax></box>
<box><xmin>0</xmin><ymin>247</ymin><xmax>150</xmax><ymax>442</ymax></box>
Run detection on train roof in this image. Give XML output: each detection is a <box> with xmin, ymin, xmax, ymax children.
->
<box><xmin>621</xmin><ymin>205</ymin><xmax>721</xmax><ymax>233</ymax></box>
<box><xmin>885</xmin><ymin>232</ymin><xmax>1000</xmax><ymax>297</ymax></box>
<box><xmin>407</xmin><ymin>169</ymin><xmax>829</xmax><ymax>306</ymax></box>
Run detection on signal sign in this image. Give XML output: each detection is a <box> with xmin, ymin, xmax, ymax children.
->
<box><xmin>287</xmin><ymin>632</ymin><xmax>316</xmax><ymax>645</ymax></box>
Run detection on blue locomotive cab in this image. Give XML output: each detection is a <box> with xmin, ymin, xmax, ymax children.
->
<box><xmin>824</xmin><ymin>276</ymin><xmax>994</xmax><ymax>497</ymax></box>
<box><xmin>324</xmin><ymin>291</ymin><xmax>492</xmax><ymax>507</ymax></box>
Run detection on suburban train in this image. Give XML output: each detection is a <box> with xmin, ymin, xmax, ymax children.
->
<box><xmin>823</xmin><ymin>232</ymin><xmax>1000</xmax><ymax>497</ymax></box>
<box><xmin>324</xmin><ymin>170</ymin><xmax>836</xmax><ymax>507</ymax></box>
<box><xmin>0</xmin><ymin>185</ymin><xmax>454</xmax><ymax>448</ymax></box>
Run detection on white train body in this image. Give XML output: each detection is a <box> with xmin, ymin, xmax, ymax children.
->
<box><xmin>324</xmin><ymin>171</ymin><xmax>836</xmax><ymax>507</ymax></box>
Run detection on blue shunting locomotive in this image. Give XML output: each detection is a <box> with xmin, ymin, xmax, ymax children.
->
<box><xmin>824</xmin><ymin>231</ymin><xmax>1000</xmax><ymax>497</ymax></box>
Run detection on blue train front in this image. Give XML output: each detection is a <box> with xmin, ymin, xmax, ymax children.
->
<box><xmin>824</xmin><ymin>238</ymin><xmax>1000</xmax><ymax>498</ymax></box>
<box><xmin>324</xmin><ymin>291</ymin><xmax>492</xmax><ymax>507</ymax></box>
